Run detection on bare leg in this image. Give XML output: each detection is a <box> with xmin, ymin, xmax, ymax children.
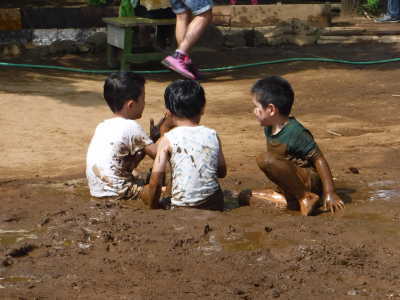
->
<box><xmin>177</xmin><ymin>10</ymin><xmax>212</xmax><ymax>54</ymax></box>
<box><xmin>256</xmin><ymin>152</ymin><xmax>319</xmax><ymax>216</ymax></box>
<box><xmin>175</xmin><ymin>11</ymin><xmax>191</xmax><ymax>46</ymax></box>
<box><xmin>239</xmin><ymin>189</ymin><xmax>287</xmax><ymax>208</ymax></box>
<box><xmin>141</xmin><ymin>171</ymin><xmax>165</xmax><ymax>209</ymax></box>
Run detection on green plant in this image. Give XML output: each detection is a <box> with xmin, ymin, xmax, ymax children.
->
<box><xmin>360</xmin><ymin>0</ymin><xmax>381</xmax><ymax>16</ymax></box>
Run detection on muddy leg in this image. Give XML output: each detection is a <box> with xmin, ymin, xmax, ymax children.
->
<box><xmin>256</xmin><ymin>152</ymin><xmax>319</xmax><ymax>216</ymax></box>
<box><xmin>238</xmin><ymin>189</ymin><xmax>287</xmax><ymax>208</ymax></box>
<box><xmin>140</xmin><ymin>171</ymin><xmax>166</xmax><ymax>209</ymax></box>
<box><xmin>141</xmin><ymin>164</ymin><xmax>172</xmax><ymax>209</ymax></box>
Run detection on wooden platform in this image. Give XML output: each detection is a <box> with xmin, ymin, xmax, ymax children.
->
<box><xmin>103</xmin><ymin>16</ymin><xmax>175</xmax><ymax>70</ymax></box>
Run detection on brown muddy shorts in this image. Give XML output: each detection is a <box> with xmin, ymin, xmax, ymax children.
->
<box><xmin>170</xmin><ymin>189</ymin><xmax>224</xmax><ymax>211</ymax></box>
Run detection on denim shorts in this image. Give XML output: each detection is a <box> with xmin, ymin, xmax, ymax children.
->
<box><xmin>170</xmin><ymin>0</ymin><xmax>213</xmax><ymax>16</ymax></box>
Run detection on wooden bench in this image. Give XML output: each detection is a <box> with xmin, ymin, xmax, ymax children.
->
<box><xmin>103</xmin><ymin>16</ymin><xmax>175</xmax><ymax>71</ymax></box>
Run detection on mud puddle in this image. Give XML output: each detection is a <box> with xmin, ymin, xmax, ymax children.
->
<box><xmin>0</xmin><ymin>229</ymin><xmax>39</xmax><ymax>247</ymax></box>
<box><xmin>200</xmin><ymin>230</ymin><xmax>296</xmax><ymax>254</ymax></box>
<box><xmin>0</xmin><ymin>276</ymin><xmax>38</xmax><ymax>289</ymax></box>
<box><xmin>363</xmin><ymin>180</ymin><xmax>400</xmax><ymax>202</ymax></box>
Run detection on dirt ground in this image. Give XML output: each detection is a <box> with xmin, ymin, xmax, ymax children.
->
<box><xmin>1</xmin><ymin>41</ymin><xmax>400</xmax><ymax>299</ymax></box>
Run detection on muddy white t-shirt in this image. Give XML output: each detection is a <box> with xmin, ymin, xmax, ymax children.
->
<box><xmin>86</xmin><ymin>117</ymin><xmax>152</xmax><ymax>197</ymax></box>
<box><xmin>165</xmin><ymin>126</ymin><xmax>220</xmax><ymax>207</ymax></box>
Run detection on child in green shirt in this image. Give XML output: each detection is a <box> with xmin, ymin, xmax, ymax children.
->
<box><xmin>241</xmin><ymin>76</ymin><xmax>344</xmax><ymax>216</ymax></box>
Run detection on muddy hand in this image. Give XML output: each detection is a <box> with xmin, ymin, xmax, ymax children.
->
<box><xmin>130</xmin><ymin>150</ymin><xmax>145</xmax><ymax>170</ymax></box>
<box><xmin>149</xmin><ymin>115</ymin><xmax>166</xmax><ymax>142</ymax></box>
<box><xmin>323</xmin><ymin>192</ymin><xmax>344</xmax><ymax>214</ymax></box>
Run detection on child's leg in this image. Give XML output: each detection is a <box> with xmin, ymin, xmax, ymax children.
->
<box><xmin>141</xmin><ymin>185</ymin><xmax>170</xmax><ymax>209</ymax></box>
<box><xmin>255</xmin><ymin>152</ymin><xmax>320</xmax><ymax>215</ymax></box>
<box><xmin>141</xmin><ymin>165</ymin><xmax>172</xmax><ymax>209</ymax></box>
<box><xmin>238</xmin><ymin>188</ymin><xmax>287</xmax><ymax>208</ymax></box>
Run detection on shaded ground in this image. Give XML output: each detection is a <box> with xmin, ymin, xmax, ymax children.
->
<box><xmin>1</xmin><ymin>41</ymin><xmax>400</xmax><ymax>299</ymax></box>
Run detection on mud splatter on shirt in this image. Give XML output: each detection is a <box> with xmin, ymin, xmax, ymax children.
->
<box><xmin>86</xmin><ymin>117</ymin><xmax>152</xmax><ymax>198</ymax></box>
<box><xmin>165</xmin><ymin>126</ymin><xmax>220</xmax><ymax>207</ymax></box>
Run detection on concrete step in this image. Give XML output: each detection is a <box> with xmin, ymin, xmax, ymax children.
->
<box><xmin>322</xmin><ymin>26</ymin><xmax>400</xmax><ymax>36</ymax></box>
<box><xmin>318</xmin><ymin>35</ymin><xmax>400</xmax><ymax>44</ymax></box>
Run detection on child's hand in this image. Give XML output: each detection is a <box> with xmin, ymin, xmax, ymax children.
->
<box><xmin>322</xmin><ymin>192</ymin><xmax>344</xmax><ymax>214</ymax></box>
<box><xmin>129</xmin><ymin>150</ymin><xmax>145</xmax><ymax>170</ymax></box>
<box><xmin>149</xmin><ymin>115</ymin><xmax>166</xmax><ymax>142</ymax></box>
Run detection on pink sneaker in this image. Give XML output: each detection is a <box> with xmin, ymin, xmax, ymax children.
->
<box><xmin>161</xmin><ymin>55</ymin><xmax>196</xmax><ymax>80</ymax></box>
<box><xmin>183</xmin><ymin>56</ymin><xmax>203</xmax><ymax>80</ymax></box>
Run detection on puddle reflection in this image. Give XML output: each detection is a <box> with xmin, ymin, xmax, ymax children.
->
<box><xmin>220</xmin><ymin>231</ymin><xmax>263</xmax><ymax>251</ymax></box>
<box><xmin>368</xmin><ymin>189</ymin><xmax>400</xmax><ymax>202</ymax></box>
<box><xmin>0</xmin><ymin>229</ymin><xmax>38</xmax><ymax>247</ymax></box>
<box><xmin>0</xmin><ymin>276</ymin><xmax>38</xmax><ymax>288</ymax></box>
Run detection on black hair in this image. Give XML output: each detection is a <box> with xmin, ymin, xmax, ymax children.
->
<box><xmin>251</xmin><ymin>76</ymin><xmax>294</xmax><ymax>116</ymax></box>
<box><xmin>164</xmin><ymin>79</ymin><xmax>206</xmax><ymax>119</ymax></box>
<box><xmin>103</xmin><ymin>72</ymin><xmax>145</xmax><ymax>113</ymax></box>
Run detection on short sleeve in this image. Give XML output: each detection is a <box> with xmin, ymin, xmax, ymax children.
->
<box><xmin>128</xmin><ymin>121</ymin><xmax>153</xmax><ymax>154</ymax></box>
<box><xmin>288</xmin><ymin>128</ymin><xmax>318</xmax><ymax>159</ymax></box>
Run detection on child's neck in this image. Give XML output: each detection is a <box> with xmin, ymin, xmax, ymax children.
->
<box><xmin>271</xmin><ymin>115</ymin><xmax>289</xmax><ymax>135</ymax></box>
<box><xmin>114</xmin><ymin>111</ymin><xmax>134</xmax><ymax>120</ymax></box>
<box><xmin>173</xmin><ymin>115</ymin><xmax>201</xmax><ymax>127</ymax></box>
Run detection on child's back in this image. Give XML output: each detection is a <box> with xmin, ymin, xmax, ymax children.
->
<box><xmin>142</xmin><ymin>79</ymin><xmax>227</xmax><ymax>211</ymax></box>
<box><xmin>165</xmin><ymin>125</ymin><xmax>220</xmax><ymax>206</ymax></box>
<box><xmin>86</xmin><ymin>72</ymin><xmax>158</xmax><ymax>200</ymax></box>
<box><xmin>86</xmin><ymin>117</ymin><xmax>152</xmax><ymax>198</ymax></box>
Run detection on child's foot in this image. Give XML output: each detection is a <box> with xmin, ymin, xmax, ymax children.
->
<box><xmin>161</xmin><ymin>52</ymin><xmax>196</xmax><ymax>80</ymax></box>
<box><xmin>238</xmin><ymin>189</ymin><xmax>287</xmax><ymax>208</ymax></box>
<box><xmin>299</xmin><ymin>192</ymin><xmax>319</xmax><ymax>216</ymax></box>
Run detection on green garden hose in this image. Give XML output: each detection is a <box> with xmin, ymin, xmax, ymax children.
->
<box><xmin>1</xmin><ymin>57</ymin><xmax>400</xmax><ymax>74</ymax></box>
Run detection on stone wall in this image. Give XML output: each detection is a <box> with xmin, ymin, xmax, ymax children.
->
<box><xmin>213</xmin><ymin>4</ymin><xmax>332</xmax><ymax>27</ymax></box>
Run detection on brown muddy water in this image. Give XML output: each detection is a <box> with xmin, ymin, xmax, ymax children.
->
<box><xmin>1</xmin><ymin>177</ymin><xmax>400</xmax><ymax>299</ymax></box>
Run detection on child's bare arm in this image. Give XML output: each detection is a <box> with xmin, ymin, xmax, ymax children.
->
<box><xmin>141</xmin><ymin>136</ymin><xmax>170</xmax><ymax>209</ymax></box>
<box><xmin>144</xmin><ymin>143</ymin><xmax>157</xmax><ymax>159</ymax></box>
<box><xmin>313</xmin><ymin>153</ymin><xmax>344</xmax><ymax>213</ymax></box>
<box><xmin>217</xmin><ymin>135</ymin><xmax>227</xmax><ymax>178</ymax></box>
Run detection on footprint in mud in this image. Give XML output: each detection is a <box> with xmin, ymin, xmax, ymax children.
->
<box><xmin>326</xmin><ymin>127</ymin><xmax>383</xmax><ymax>137</ymax></box>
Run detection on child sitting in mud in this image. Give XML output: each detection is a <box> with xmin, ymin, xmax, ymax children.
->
<box><xmin>141</xmin><ymin>79</ymin><xmax>227</xmax><ymax>211</ymax></box>
<box><xmin>240</xmin><ymin>76</ymin><xmax>344</xmax><ymax>216</ymax></box>
<box><xmin>86</xmin><ymin>72</ymin><xmax>164</xmax><ymax>200</ymax></box>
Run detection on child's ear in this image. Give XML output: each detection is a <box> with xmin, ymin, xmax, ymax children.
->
<box><xmin>268</xmin><ymin>104</ymin><xmax>278</xmax><ymax>116</ymax></box>
<box><xmin>127</xmin><ymin>99</ymin><xmax>135</xmax><ymax>108</ymax></box>
<box><xmin>165</xmin><ymin>109</ymin><xmax>172</xmax><ymax>117</ymax></box>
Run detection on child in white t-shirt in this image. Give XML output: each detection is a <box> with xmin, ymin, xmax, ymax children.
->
<box><xmin>142</xmin><ymin>79</ymin><xmax>227</xmax><ymax>211</ymax></box>
<box><xmin>86</xmin><ymin>72</ymin><xmax>162</xmax><ymax>200</ymax></box>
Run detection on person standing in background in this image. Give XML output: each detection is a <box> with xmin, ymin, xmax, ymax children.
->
<box><xmin>375</xmin><ymin>0</ymin><xmax>400</xmax><ymax>22</ymax></box>
<box><xmin>161</xmin><ymin>0</ymin><xmax>213</xmax><ymax>79</ymax></box>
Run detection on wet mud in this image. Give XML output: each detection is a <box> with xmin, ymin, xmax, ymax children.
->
<box><xmin>1</xmin><ymin>43</ymin><xmax>400</xmax><ymax>298</ymax></box>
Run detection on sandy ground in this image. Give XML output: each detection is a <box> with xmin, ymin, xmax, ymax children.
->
<box><xmin>1</xmin><ymin>42</ymin><xmax>400</xmax><ymax>299</ymax></box>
